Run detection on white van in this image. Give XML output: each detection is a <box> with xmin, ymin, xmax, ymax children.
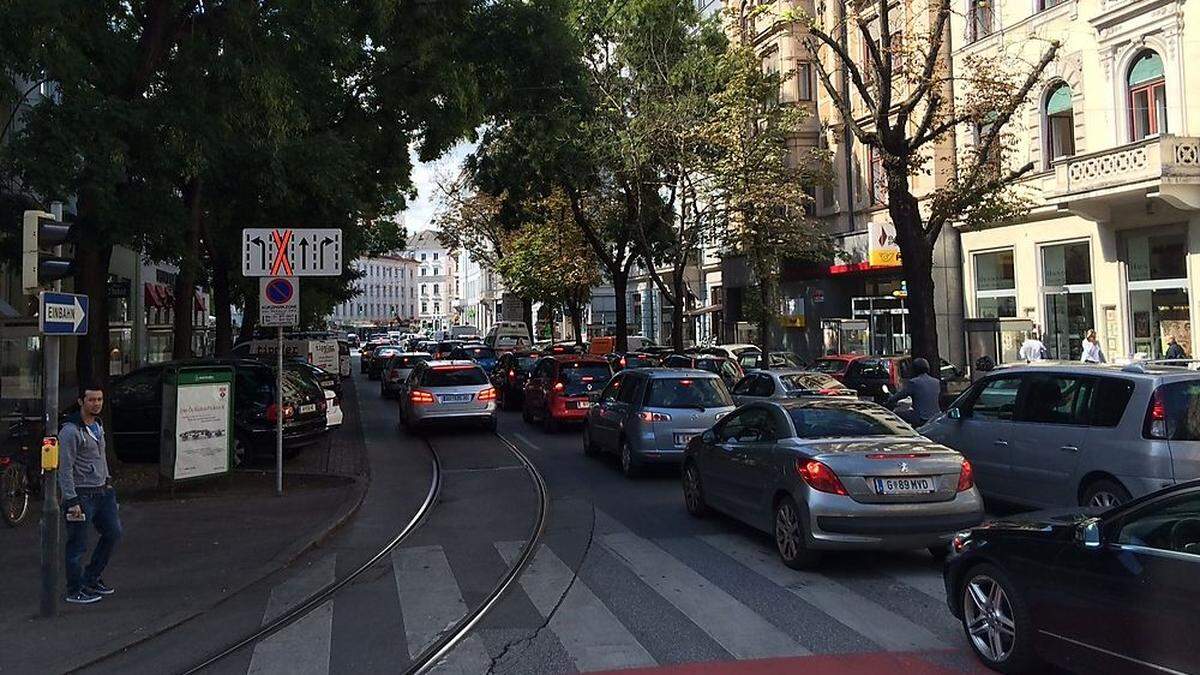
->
<box><xmin>484</xmin><ymin>321</ymin><xmax>531</xmax><ymax>350</ymax></box>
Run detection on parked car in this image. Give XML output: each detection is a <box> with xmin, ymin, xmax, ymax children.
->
<box><xmin>380</xmin><ymin>353</ymin><xmax>432</xmax><ymax>398</ymax></box>
<box><xmin>810</xmin><ymin>354</ymin><xmax>859</xmax><ymax>380</ymax></box>
<box><xmin>367</xmin><ymin>345</ymin><xmax>403</xmax><ymax>380</ymax></box>
<box><xmin>743</xmin><ymin>351</ymin><xmax>806</xmax><ymax>370</ymax></box>
<box><xmin>523</xmin><ymin>355</ymin><xmax>613</xmax><ymax>432</ymax></box>
<box><xmin>923</xmin><ymin>362</ymin><xmax>1200</xmax><ymax>509</ymax></box>
<box><xmin>398</xmin><ymin>360</ymin><xmax>497</xmax><ymax>431</ymax></box>
<box><xmin>683</xmin><ymin>398</ymin><xmax>983</xmax><ymax>567</ymax></box>
<box><xmin>286</xmin><ymin>361</ymin><xmax>342</xmax><ymax>429</ymax></box>
<box><xmin>109</xmin><ymin>359</ymin><xmax>327</xmax><ymax>465</ymax></box>
<box><xmin>701</xmin><ymin>344</ymin><xmax>763</xmax><ymax>370</ymax></box>
<box><xmin>813</xmin><ymin>354</ymin><xmax>967</xmax><ymax>407</ymax></box>
<box><xmin>583</xmin><ymin>369</ymin><xmax>735</xmax><ymax>477</ymax></box>
<box><xmin>489</xmin><ymin>351</ymin><xmax>541</xmax><ymax>410</ymax></box>
<box><xmin>731</xmin><ymin>369</ymin><xmax>855</xmax><ymax>405</ymax></box>
<box><xmin>606</xmin><ymin>351</ymin><xmax>662</xmax><ymax>372</ymax></box>
<box><xmin>944</xmin><ymin>480</ymin><xmax>1200</xmax><ymax>674</ymax></box>
<box><xmin>449</xmin><ymin>345</ymin><xmax>499</xmax><ymax>374</ymax></box>
<box><xmin>359</xmin><ymin>338</ymin><xmax>389</xmax><ymax>373</ymax></box>
<box><xmin>662</xmin><ymin>353</ymin><xmax>744</xmax><ymax>390</ymax></box>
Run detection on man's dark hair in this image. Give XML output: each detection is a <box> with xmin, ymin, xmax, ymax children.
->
<box><xmin>911</xmin><ymin>358</ymin><xmax>930</xmax><ymax>376</ymax></box>
<box><xmin>78</xmin><ymin>381</ymin><xmax>104</xmax><ymax>401</ymax></box>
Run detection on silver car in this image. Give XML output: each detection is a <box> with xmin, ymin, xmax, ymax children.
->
<box><xmin>583</xmin><ymin>369</ymin><xmax>735</xmax><ymax>478</ymax></box>
<box><xmin>380</xmin><ymin>352</ymin><xmax>432</xmax><ymax>398</ymax></box>
<box><xmin>922</xmin><ymin>362</ymin><xmax>1200</xmax><ymax>508</ymax></box>
<box><xmin>683</xmin><ymin>399</ymin><xmax>984</xmax><ymax>569</ymax></box>
<box><xmin>731</xmin><ymin>369</ymin><xmax>856</xmax><ymax>405</ymax></box>
<box><xmin>398</xmin><ymin>360</ymin><xmax>497</xmax><ymax>431</ymax></box>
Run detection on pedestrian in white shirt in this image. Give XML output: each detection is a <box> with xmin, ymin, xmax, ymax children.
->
<box><xmin>1019</xmin><ymin>331</ymin><xmax>1047</xmax><ymax>362</ymax></box>
<box><xmin>1080</xmin><ymin>329</ymin><xmax>1105</xmax><ymax>364</ymax></box>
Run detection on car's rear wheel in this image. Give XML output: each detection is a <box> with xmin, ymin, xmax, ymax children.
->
<box><xmin>619</xmin><ymin>440</ymin><xmax>641</xmax><ymax>478</ymax></box>
<box><xmin>774</xmin><ymin>496</ymin><xmax>820</xmax><ymax>569</ymax></box>
<box><xmin>682</xmin><ymin>461</ymin><xmax>709</xmax><ymax>517</ymax></box>
<box><xmin>1081</xmin><ymin>479</ymin><xmax>1131</xmax><ymax>509</ymax></box>
<box><xmin>959</xmin><ymin>564</ymin><xmax>1038</xmax><ymax>673</ymax></box>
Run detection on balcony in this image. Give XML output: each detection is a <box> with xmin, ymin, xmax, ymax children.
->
<box><xmin>1051</xmin><ymin>135</ymin><xmax>1200</xmax><ymax>221</ymax></box>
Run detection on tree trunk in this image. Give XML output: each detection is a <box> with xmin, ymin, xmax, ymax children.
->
<box><xmin>521</xmin><ymin>297</ymin><xmax>534</xmax><ymax>341</ymax></box>
<box><xmin>72</xmin><ymin>206</ymin><xmax>113</xmax><ymax>389</ymax></box>
<box><xmin>211</xmin><ymin>260</ymin><xmax>233</xmax><ymax>356</ymax></box>
<box><xmin>612</xmin><ymin>267</ymin><xmax>629</xmax><ymax>352</ymax></box>
<box><xmin>671</xmin><ymin>266</ymin><xmax>685</xmax><ymax>352</ymax></box>
<box><xmin>757</xmin><ymin>275</ymin><xmax>773</xmax><ymax>365</ymax></box>
<box><xmin>567</xmin><ymin>300</ymin><xmax>583</xmax><ymax>346</ymax></box>
<box><xmin>172</xmin><ymin>179</ymin><xmax>202</xmax><ymax>359</ymax></box>
<box><xmin>899</xmin><ymin>238</ymin><xmax>940</xmax><ymax>373</ymax></box>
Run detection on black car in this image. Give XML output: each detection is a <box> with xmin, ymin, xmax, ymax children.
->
<box><xmin>367</xmin><ymin>345</ymin><xmax>403</xmax><ymax>380</ymax></box>
<box><xmin>109</xmin><ymin>359</ymin><xmax>328</xmax><ymax>465</ymax></box>
<box><xmin>944</xmin><ymin>480</ymin><xmax>1200</xmax><ymax>674</ymax></box>
<box><xmin>606</xmin><ymin>352</ymin><xmax>662</xmax><ymax>371</ymax></box>
<box><xmin>288</xmin><ymin>360</ymin><xmax>341</xmax><ymax>398</ymax></box>
<box><xmin>840</xmin><ymin>355</ymin><xmax>969</xmax><ymax>408</ymax></box>
<box><xmin>489</xmin><ymin>351</ymin><xmax>540</xmax><ymax>410</ymax></box>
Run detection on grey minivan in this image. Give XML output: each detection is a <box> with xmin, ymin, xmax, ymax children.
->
<box><xmin>922</xmin><ymin>362</ymin><xmax>1200</xmax><ymax>508</ymax></box>
<box><xmin>583</xmin><ymin>369</ymin><xmax>735</xmax><ymax>477</ymax></box>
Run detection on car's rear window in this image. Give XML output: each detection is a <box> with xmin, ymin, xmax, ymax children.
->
<box><xmin>559</xmin><ymin>362</ymin><xmax>611</xmax><ymax>384</ymax></box>
<box><xmin>625</xmin><ymin>355</ymin><xmax>659</xmax><ymax>368</ymax></box>
<box><xmin>458</xmin><ymin>347</ymin><xmax>496</xmax><ymax>360</ymax></box>
<box><xmin>780</xmin><ymin>373</ymin><xmax>842</xmax><ymax>391</ymax></box>
<box><xmin>645</xmin><ymin>378</ymin><xmax>732</xmax><ymax>409</ymax></box>
<box><xmin>695</xmin><ymin>359</ymin><xmax>723</xmax><ymax>373</ymax></box>
<box><xmin>811</xmin><ymin>359</ymin><xmax>846</xmax><ymax>374</ymax></box>
<box><xmin>393</xmin><ymin>355</ymin><xmax>430</xmax><ymax>369</ymax></box>
<box><xmin>423</xmin><ymin>366</ymin><xmax>488</xmax><ymax>387</ymax></box>
<box><xmin>1148</xmin><ymin>380</ymin><xmax>1200</xmax><ymax>439</ymax></box>
<box><xmin>787</xmin><ymin>406</ymin><xmax>915</xmax><ymax>438</ymax></box>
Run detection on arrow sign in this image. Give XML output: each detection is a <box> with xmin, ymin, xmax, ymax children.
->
<box><xmin>242</xmin><ymin>228</ymin><xmax>342</xmax><ymax>277</ymax></box>
<box><xmin>39</xmin><ymin>291</ymin><xmax>89</xmax><ymax>335</ymax></box>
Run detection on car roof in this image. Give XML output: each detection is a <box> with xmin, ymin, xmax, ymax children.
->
<box><xmin>776</xmin><ymin>397</ymin><xmax>889</xmax><ymax>412</ymax></box>
<box><xmin>547</xmin><ymin>353</ymin><xmax>606</xmax><ymax>362</ymax></box>
<box><xmin>815</xmin><ymin>354</ymin><xmax>860</xmax><ymax>362</ymax></box>
<box><xmin>634</xmin><ymin>368</ymin><xmax>720</xmax><ymax>379</ymax></box>
<box><xmin>422</xmin><ymin>359</ymin><xmax>480</xmax><ymax>368</ymax></box>
<box><xmin>987</xmin><ymin>361</ymin><xmax>1200</xmax><ymax>381</ymax></box>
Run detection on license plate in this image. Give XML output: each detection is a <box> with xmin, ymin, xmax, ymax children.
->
<box><xmin>299</xmin><ymin>404</ymin><xmax>317</xmax><ymax>414</ymax></box>
<box><xmin>873</xmin><ymin>477</ymin><xmax>935</xmax><ymax>494</ymax></box>
<box><xmin>574</xmin><ymin>401</ymin><xmax>592</xmax><ymax>409</ymax></box>
<box><xmin>674</xmin><ymin>433</ymin><xmax>696</xmax><ymax>446</ymax></box>
<box><xmin>440</xmin><ymin>394</ymin><xmax>472</xmax><ymax>404</ymax></box>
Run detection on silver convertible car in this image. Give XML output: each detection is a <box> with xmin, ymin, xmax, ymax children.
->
<box><xmin>682</xmin><ymin>398</ymin><xmax>984</xmax><ymax>569</ymax></box>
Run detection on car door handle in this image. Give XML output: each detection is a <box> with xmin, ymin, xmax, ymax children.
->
<box><xmin>993</xmin><ymin>440</ymin><xmax>1009</xmax><ymax>447</ymax></box>
<box><xmin>1060</xmin><ymin>445</ymin><xmax>1079</xmax><ymax>453</ymax></box>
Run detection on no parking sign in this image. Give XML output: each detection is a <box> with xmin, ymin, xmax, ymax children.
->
<box><xmin>260</xmin><ymin>276</ymin><xmax>299</xmax><ymax>327</ymax></box>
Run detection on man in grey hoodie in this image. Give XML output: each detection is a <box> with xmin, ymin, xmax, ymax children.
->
<box><xmin>60</xmin><ymin>383</ymin><xmax>122</xmax><ymax>605</ymax></box>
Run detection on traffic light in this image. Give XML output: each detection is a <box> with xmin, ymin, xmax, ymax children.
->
<box><xmin>22</xmin><ymin>210</ymin><xmax>74</xmax><ymax>292</ymax></box>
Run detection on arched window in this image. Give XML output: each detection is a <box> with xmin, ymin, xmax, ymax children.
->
<box><xmin>1128</xmin><ymin>50</ymin><xmax>1167</xmax><ymax>140</ymax></box>
<box><xmin>1044</xmin><ymin>82</ymin><xmax>1075</xmax><ymax>166</ymax></box>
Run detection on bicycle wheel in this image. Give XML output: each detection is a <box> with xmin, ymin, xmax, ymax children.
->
<box><xmin>1</xmin><ymin>462</ymin><xmax>30</xmax><ymax>527</ymax></box>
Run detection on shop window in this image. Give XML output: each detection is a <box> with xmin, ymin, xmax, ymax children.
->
<box><xmin>1128</xmin><ymin>50</ymin><xmax>1167</xmax><ymax>141</ymax></box>
<box><xmin>1043</xmin><ymin>83</ymin><xmax>1075</xmax><ymax>167</ymax></box>
<box><xmin>1125</xmin><ymin>230</ymin><xmax>1190</xmax><ymax>359</ymax></box>
<box><xmin>974</xmin><ymin>250</ymin><xmax>1017</xmax><ymax>318</ymax></box>
<box><xmin>969</xmin><ymin>0</ymin><xmax>993</xmax><ymax>42</ymax></box>
<box><xmin>1041</xmin><ymin>242</ymin><xmax>1094</xmax><ymax>360</ymax></box>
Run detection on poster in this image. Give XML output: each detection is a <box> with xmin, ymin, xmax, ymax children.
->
<box><xmin>173</xmin><ymin>381</ymin><xmax>232</xmax><ymax>480</ymax></box>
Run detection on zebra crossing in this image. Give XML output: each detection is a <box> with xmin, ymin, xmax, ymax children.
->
<box><xmin>238</xmin><ymin>510</ymin><xmax>966</xmax><ymax>674</ymax></box>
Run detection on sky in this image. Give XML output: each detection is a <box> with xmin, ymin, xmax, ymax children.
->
<box><xmin>403</xmin><ymin>141</ymin><xmax>475</xmax><ymax>233</ymax></box>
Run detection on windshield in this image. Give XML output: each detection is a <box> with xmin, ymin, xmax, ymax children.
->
<box><xmin>422</xmin><ymin>366</ymin><xmax>488</xmax><ymax>387</ymax></box>
<box><xmin>780</xmin><ymin>373</ymin><xmax>842</xmax><ymax>391</ymax></box>
<box><xmin>645</xmin><ymin>377</ymin><xmax>732</xmax><ymax>409</ymax></box>
<box><xmin>811</xmin><ymin>359</ymin><xmax>847</xmax><ymax>374</ymax></box>
<box><xmin>787</xmin><ymin>405</ymin><xmax>916</xmax><ymax>438</ymax></box>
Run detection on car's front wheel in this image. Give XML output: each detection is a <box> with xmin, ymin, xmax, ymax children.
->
<box><xmin>959</xmin><ymin>563</ymin><xmax>1038</xmax><ymax>673</ymax></box>
<box><xmin>682</xmin><ymin>461</ymin><xmax>709</xmax><ymax>517</ymax></box>
<box><xmin>773</xmin><ymin>496</ymin><xmax>820</xmax><ymax>569</ymax></box>
<box><xmin>619</xmin><ymin>440</ymin><xmax>641</xmax><ymax>478</ymax></box>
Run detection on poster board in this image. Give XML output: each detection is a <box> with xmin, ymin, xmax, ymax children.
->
<box><xmin>161</xmin><ymin>366</ymin><xmax>235</xmax><ymax>482</ymax></box>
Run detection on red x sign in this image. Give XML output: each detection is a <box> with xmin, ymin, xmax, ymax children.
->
<box><xmin>269</xmin><ymin>229</ymin><xmax>293</xmax><ymax>276</ymax></box>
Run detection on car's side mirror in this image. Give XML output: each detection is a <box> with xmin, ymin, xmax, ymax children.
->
<box><xmin>701</xmin><ymin>430</ymin><xmax>716</xmax><ymax>444</ymax></box>
<box><xmin>948</xmin><ymin>407</ymin><xmax>962</xmax><ymax>420</ymax></box>
<box><xmin>1078</xmin><ymin>519</ymin><xmax>1102</xmax><ymax>549</ymax></box>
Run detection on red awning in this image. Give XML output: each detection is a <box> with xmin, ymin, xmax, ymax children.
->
<box><xmin>160</xmin><ymin>283</ymin><xmax>175</xmax><ymax>307</ymax></box>
<box><xmin>193</xmin><ymin>289</ymin><xmax>206</xmax><ymax>311</ymax></box>
<box><xmin>144</xmin><ymin>283</ymin><xmax>162</xmax><ymax>308</ymax></box>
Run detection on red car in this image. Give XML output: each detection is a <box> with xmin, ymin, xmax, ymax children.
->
<box><xmin>522</xmin><ymin>355</ymin><xmax>613</xmax><ymax>432</ymax></box>
<box><xmin>810</xmin><ymin>354</ymin><xmax>860</xmax><ymax>383</ymax></box>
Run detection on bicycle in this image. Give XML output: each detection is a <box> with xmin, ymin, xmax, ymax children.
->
<box><xmin>1</xmin><ymin>419</ymin><xmax>36</xmax><ymax>527</ymax></box>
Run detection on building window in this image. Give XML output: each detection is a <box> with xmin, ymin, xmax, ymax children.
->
<box><xmin>1044</xmin><ymin>83</ymin><xmax>1075</xmax><ymax>167</ymax></box>
<box><xmin>421</xmin><ymin>284</ymin><xmax>427</xmax><ymax>296</ymax></box>
<box><xmin>433</xmin><ymin>252</ymin><xmax>439</xmax><ymax>261</ymax></box>
<box><xmin>969</xmin><ymin>0</ymin><xmax>993</xmax><ymax>42</ymax></box>
<box><xmin>433</xmin><ymin>283</ymin><xmax>439</xmax><ymax>296</ymax></box>
<box><xmin>974</xmin><ymin>250</ymin><xmax>1017</xmax><ymax>318</ymax></box>
<box><xmin>868</xmin><ymin>147</ymin><xmax>887</xmax><ymax>207</ymax></box>
<box><xmin>797</xmin><ymin>62</ymin><xmax>813</xmax><ymax>101</ymax></box>
<box><xmin>1128</xmin><ymin>50</ymin><xmax>1167</xmax><ymax>141</ymax></box>
<box><xmin>1038</xmin><ymin>0</ymin><xmax>1068</xmax><ymax>9</ymax></box>
<box><xmin>420</xmin><ymin>253</ymin><xmax>427</xmax><ymax>261</ymax></box>
<box><xmin>1041</xmin><ymin>241</ymin><xmax>1094</xmax><ymax>360</ymax></box>
<box><xmin>1124</xmin><ymin>229</ymin><xmax>1190</xmax><ymax>359</ymax></box>
<box><xmin>974</xmin><ymin>115</ymin><xmax>1002</xmax><ymax>176</ymax></box>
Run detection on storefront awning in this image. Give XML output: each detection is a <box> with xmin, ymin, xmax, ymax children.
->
<box><xmin>685</xmin><ymin>304</ymin><xmax>723</xmax><ymax>317</ymax></box>
<box><xmin>194</xmin><ymin>289</ymin><xmax>206</xmax><ymax>311</ymax></box>
<box><xmin>145</xmin><ymin>283</ymin><xmax>163</xmax><ymax>308</ymax></box>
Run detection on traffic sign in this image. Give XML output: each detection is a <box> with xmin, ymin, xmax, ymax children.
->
<box><xmin>242</xmin><ymin>228</ymin><xmax>342</xmax><ymax>277</ymax></box>
<box><xmin>39</xmin><ymin>292</ymin><xmax>89</xmax><ymax>335</ymax></box>
<box><xmin>260</xmin><ymin>276</ymin><xmax>299</xmax><ymax>327</ymax></box>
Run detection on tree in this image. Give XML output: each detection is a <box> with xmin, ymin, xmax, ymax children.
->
<box><xmin>702</xmin><ymin>43</ymin><xmax>830</xmax><ymax>358</ymax></box>
<box><xmin>790</xmin><ymin>0</ymin><xmax>1059</xmax><ymax>369</ymax></box>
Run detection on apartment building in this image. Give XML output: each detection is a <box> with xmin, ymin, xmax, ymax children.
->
<box><xmin>330</xmin><ymin>254</ymin><xmax>419</xmax><ymax>327</ymax></box>
<box><xmin>457</xmin><ymin>249</ymin><xmax>504</xmax><ymax>334</ymax></box>
<box><xmin>405</xmin><ymin>229</ymin><xmax>460</xmax><ymax>333</ymax></box>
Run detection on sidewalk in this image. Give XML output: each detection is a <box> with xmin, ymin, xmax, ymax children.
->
<box><xmin>0</xmin><ymin>378</ymin><xmax>370</xmax><ymax>674</ymax></box>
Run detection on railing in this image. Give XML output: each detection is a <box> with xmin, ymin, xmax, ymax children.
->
<box><xmin>1053</xmin><ymin>135</ymin><xmax>1200</xmax><ymax>196</ymax></box>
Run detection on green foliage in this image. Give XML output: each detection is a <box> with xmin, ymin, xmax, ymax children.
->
<box><xmin>493</xmin><ymin>190</ymin><xmax>600</xmax><ymax>307</ymax></box>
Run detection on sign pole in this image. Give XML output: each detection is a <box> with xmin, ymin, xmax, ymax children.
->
<box><xmin>39</xmin><ymin>334</ymin><xmax>60</xmax><ymax>617</ymax></box>
<box><xmin>276</xmin><ymin>325</ymin><xmax>284</xmax><ymax>497</ymax></box>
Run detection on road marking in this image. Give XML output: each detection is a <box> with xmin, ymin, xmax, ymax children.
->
<box><xmin>496</xmin><ymin>541</ymin><xmax>656</xmax><ymax>672</ymax></box>
<box><xmin>392</xmin><ymin>545</ymin><xmax>490</xmax><ymax>674</ymax></box>
<box><xmin>248</xmin><ymin>556</ymin><xmax>336</xmax><ymax>675</ymax></box>
<box><xmin>886</xmin><ymin>564</ymin><xmax>949</xmax><ymax>603</ymax></box>
<box><xmin>701</xmin><ymin>534</ymin><xmax>945</xmax><ymax>652</ymax></box>
<box><xmin>602</xmin><ymin>531</ymin><xmax>808</xmax><ymax>660</ymax></box>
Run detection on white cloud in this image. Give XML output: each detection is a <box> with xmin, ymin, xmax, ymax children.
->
<box><xmin>403</xmin><ymin>141</ymin><xmax>476</xmax><ymax>233</ymax></box>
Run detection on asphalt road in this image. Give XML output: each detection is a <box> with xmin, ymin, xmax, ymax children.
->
<box><xmin>83</xmin><ymin>364</ymin><xmax>991</xmax><ymax>674</ymax></box>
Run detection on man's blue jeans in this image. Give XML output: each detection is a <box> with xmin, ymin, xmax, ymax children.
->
<box><xmin>65</xmin><ymin>488</ymin><xmax>122</xmax><ymax>594</ymax></box>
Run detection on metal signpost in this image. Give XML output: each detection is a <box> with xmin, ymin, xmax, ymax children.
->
<box><xmin>242</xmin><ymin>229</ymin><xmax>341</xmax><ymax>496</ymax></box>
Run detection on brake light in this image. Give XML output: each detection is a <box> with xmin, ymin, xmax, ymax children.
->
<box><xmin>817</xmin><ymin>388</ymin><xmax>842</xmax><ymax>396</ymax></box>
<box><xmin>957</xmin><ymin>460</ymin><xmax>975</xmax><ymax>492</ymax></box>
<box><xmin>317</xmin><ymin>400</ymin><xmax>327</xmax><ymax>413</ymax></box>
<box><xmin>679</xmin><ymin>379</ymin><xmax>693</xmax><ymax>386</ymax></box>
<box><xmin>266</xmin><ymin>404</ymin><xmax>295</xmax><ymax>423</ymax></box>
<box><xmin>478</xmin><ymin>387</ymin><xmax>497</xmax><ymax>401</ymax></box>
<box><xmin>508</xmin><ymin>369</ymin><xmax>516</xmax><ymax>380</ymax></box>
<box><xmin>409</xmin><ymin>389</ymin><xmax>436</xmax><ymax>405</ymax></box>
<box><xmin>620</xmin><ymin>357</ymin><xmax>627</xmax><ymax>368</ymax></box>
<box><xmin>553</xmin><ymin>381</ymin><xmax>565</xmax><ymax>393</ymax></box>
<box><xmin>639</xmin><ymin>411</ymin><xmax>672</xmax><ymax>422</ymax></box>
<box><xmin>1147</xmin><ymin>390</ymin><xmax>1168</xmax><ymax>439</ymax></box>
<box><xmin>796</xmin><ymin>459</ymin><xmax>848</xmax><ymax>495</ymax></box>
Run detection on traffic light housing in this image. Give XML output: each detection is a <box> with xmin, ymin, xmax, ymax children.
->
<box><xmin>22</xmin><ymin>210</ymin><xmax>74</xmax><ymax>292</ymax></box>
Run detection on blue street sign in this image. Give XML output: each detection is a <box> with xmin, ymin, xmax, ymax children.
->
<box><xmin>39</xmin><ymin>291</ymin><xmax>89</xmax><ymax>335</ymax></box>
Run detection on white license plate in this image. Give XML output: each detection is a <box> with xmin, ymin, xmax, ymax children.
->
<box><xmin>873</xmin><ymin>477</ymin><xmax>935</xmax><ymax>494</ymax></box>
<box><xmin>674</xmin><ymin>433</ymin><xmax>696</xmax><ymax>446</ymax></box>
<box><xmin>299</xmin><ymin>404</ymin><xmax>317</xmax><ymax>414</ymax></box>
<box><xmin>575</xmin><ymin>401</ymin><xmax>592</xmax><ymax>409</ymax></box>
<box><xmin>440</xmin><ymin>394</ymin><xmax>472</xmax><ymax>404</ymax></box>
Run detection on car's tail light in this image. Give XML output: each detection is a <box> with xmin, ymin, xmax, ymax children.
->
<box><xmin>266</xmin><ymin>404</ymin><xmax>295</xmax><ymax>422</ymax></box>
<box><xmin>553</xmin><ymin>381</ymin><xmax>565</xmax><ymax>393</ymax></box>
<box><xmin>817</xmin><ymin>388</ymin><xmax>842</xmax><ymax>396</ymax></box>
<box><xmin>317</xmin><ymin>400</ymin><xmax>327</xmax><ymax>413</ymax></box>
<box><xmin>952</xmin><ymin>531</ymin><xmax>972</xmax><ymax>554</ymax></box>
<box><xmin>409</xmin><ymin>389</ymin><xmax>436</xmax><ymax>405</ymax></box>
<box><xmin>956</xmin><ymin>460</ymin><xmax>975</xmax><ymax>492</ymax></box>
<box><xmin>1146</xmin><ymin>390</ymin><xmax>1169</xmax><ymax>439</ymax></box>
<box><xmin>796</xmin><ymin>459</ymin><xmax>848</xmax><ymax>495</ymax></box>
<box><xmin>478</xmin><ymin>387</ymin><xmax>497</xmax><ymax>401</ymax></box>
<box><xmin>639</xmin><ymin>411</ymin><xmax>672</xmax><ymax>422</ymax></box>
<box><xmin>620</xmin><ymin>357</ymin><xmax>627</xmax><ymax>368</ymax></box>
<box><xmin>508</xmin><ymin>369</ymin><xmax>516</xmax><ymax>380</ymax></box>
<box><xmin>332</xmin><ymin>396</ymin><xmax>340</xmax><ymax>408</ymax></box>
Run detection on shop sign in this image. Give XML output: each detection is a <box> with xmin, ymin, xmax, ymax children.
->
<box><xmin>868</xmin><ymin>221</ymin><xmax>902</xmax><ymax>268</ymax></box>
